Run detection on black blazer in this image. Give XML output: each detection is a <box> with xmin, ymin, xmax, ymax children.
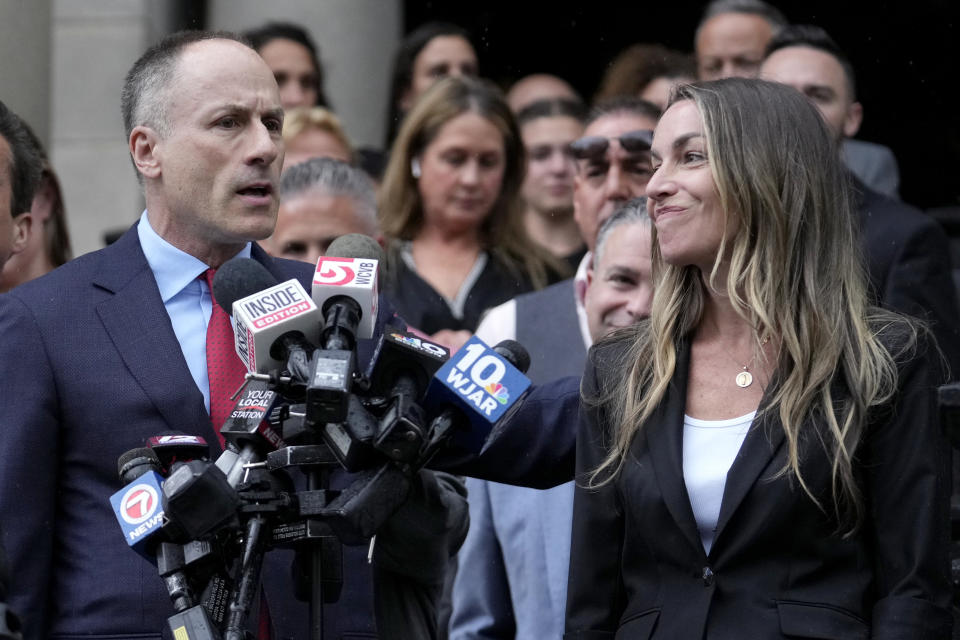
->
<box><xmin>564</xmin><ymin>334</ymin><xmax>952</xmax><ymax>640</ymax></box>
<box><xmin>855</xmin><ymin>178</ymin><xmax>960</xmax><ymax>377</ymax></box>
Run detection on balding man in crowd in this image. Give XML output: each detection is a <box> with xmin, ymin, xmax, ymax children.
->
<box><xmin>506</xmin><ymin>73</ymin><xmax>580</xmax><ymax>113</ymax></box>
<box><xmin>265</xmin><ymin>156</ymin><xmax>380</xmax><ymax>265</ymax></box>
<box><xmin>694</xmin><ymin>0</ymin><xmax>901</xmax><ymax>197</ymax></box>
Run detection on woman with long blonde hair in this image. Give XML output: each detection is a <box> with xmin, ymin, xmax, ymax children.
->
<box><xmin>378</xmin><ymin>76</ymin><xmax>563</xmax><ymax>345</ymax></box>
<box><xmin>566</xmin><ymin>78</ymin><xmax>951</xmax><ymax>638</ymax></box>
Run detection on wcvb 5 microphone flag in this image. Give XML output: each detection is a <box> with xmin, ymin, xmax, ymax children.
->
<box><xmin>426</xmin><ymin>335</ymin><xmax>531</xmax><ymax>453</ymax></box>
<box><xmin>313</xmin><ymin>256</ymin><xmax>379</xmax><ymax>339</ymax></box>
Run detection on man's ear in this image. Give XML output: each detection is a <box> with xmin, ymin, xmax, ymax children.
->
<box><xmin>585</xmin><ymin>266</ymin><xmax>594</xmax><ymax>289</ymax></box>
<box><xmin>10</xmin><ymin>212</ymin><xmax>32</xmax><ymax>255</ymax></box>
<box><xmin>843</xmin><ymin>101</ymin><xmax>863</xmax><ymax>139</ymax></box>
<box><xmin>130</xmin><ymin>125</ymin><xmax>162</xmax><ymax>179</ymax></box>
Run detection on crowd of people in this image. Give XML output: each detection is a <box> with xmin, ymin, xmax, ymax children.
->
<box><xmin>0</xmin><ymin>0</ymin><xmax>957</xmax><ymax>638</ymax></box>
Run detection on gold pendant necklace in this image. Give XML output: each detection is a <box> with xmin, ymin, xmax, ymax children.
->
<box><xmin>730</xmin><ymin>335</ymin><xmax>770</xmax><ymax>389</ymax></box>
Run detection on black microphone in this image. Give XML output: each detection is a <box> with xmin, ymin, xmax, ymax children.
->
<box><xmin>421</xmin><ymin>338</ymin><xmax>533</xmax><ymax>460</ymax></box>
<box><xmin>213</xmin><ymin>258</ymin><xmax>320</xmax><ymax>382</ymax></box>
<box><xmin>367</xmin><ymin>332</ymin><xmax>449</xmax><ymax>464</ymax></box>
<box><xmin>305</xmin><ymin>235</ymin><xmax>383</xmax><ymax>424</ymax></box>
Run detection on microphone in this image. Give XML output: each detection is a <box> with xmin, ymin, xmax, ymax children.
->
<box><xmin>367</xmin><ymin>331</ymin><xmax>449</xmax><ymax>463</ymax></box>
<box><xmin>312</xmin><ymin>234</ymin><xmax>382</xmax><ymax>342</ymax></box>
<box><xmin>217</xmin><ymin>378</ymin><xmax>287</xmax><ymax>486</ymax></box>
<box><xmin>305</xmin><ymin>234</ymin><xmax>383</xmax><ymax>423</ymax></box>
<box><xmin>110</xmin><ymin>448</ymin><xmax>171</xmax><ymax>559</ymax></box>
<box><xmin>423</xmin><ymin>337</ymin><xmax>532</xmax><ymax>456</ymax></box>
<box><xmin>213</xmin><ymin>258</ymin><xmax>321</xmax><ymax>378</ymax></box>
<box><xmin>145</xmin><ymin>434</ymin><xmax>210</xmax><ymax>473</ymax></box>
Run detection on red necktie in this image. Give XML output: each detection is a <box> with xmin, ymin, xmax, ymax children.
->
<box><xmin>203</xmin><ymin>268</ymin><xmax>273</xmax><ymax>639</ymax></box>
<box><xmin>203</xmin><ymin>268</ymin><xmax>247</xmax><ymax>449</ymax></box>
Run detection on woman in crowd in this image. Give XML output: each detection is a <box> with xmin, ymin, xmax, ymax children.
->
<box><xmin>245</xmin><ymin>22</ymin><xmax>330</xmax><ymax>110</ymax></box>
<box><xmin>567</xmin><ymin>78</ymin><xmax>951</xmax><ymax>638</ymax></box>
<box><xmin>281</xmin><ymin>106</ymin><xmax>353</xmax><ymax>171</ymax></box>
<box><xmin>384</xmin><ymin>21</ymin><xmax>477</xmax><ymax>147</ymax></box>
<box><xmin>378</xmin><ymin>76</ymin><xmax>560</xmax><ymax>342</ymax></box>
<box><xmin>594</xmin><ymin>43</ymin><xmax>696</xmax><ymax>111</ymax></box>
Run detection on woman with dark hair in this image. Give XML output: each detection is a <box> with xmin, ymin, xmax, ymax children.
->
<box><xmin>245</xmin><ymin>22</ymin><xmax>331</xmax><ymax>110</ymax></box>
<box><xmin>594</xmin><ymin>43</ymin><xmax>696</xmax><ymax>111</ymax></box>
<box><xmin>0</xmin><ymin>124</ymin><xmax>72</xmax><ymax>292</ymax></box>
<box><xmin>567</xmin><ymin>78</ymin><xmax>951</xmax><ymax>638</ymax></box>
<box><xmin>384</xmin><ymin>21</ymin><xmax>477</xmax><ymax>147</ymax></box>
<box><xmin>378</xmin><ymin>76</ymin><xmax>561</xmax><ymax>343</ymax></box>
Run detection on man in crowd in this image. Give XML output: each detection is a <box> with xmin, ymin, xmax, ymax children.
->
<box><xmin>515</xmin><ymin>98</ymin><xmax>587</xmax><ymax>269</ymax></box>
<box><xmin>450</xmin><ymin>201</ymin><xmax>653</xmax><ymax>639</ymax></box>
<box><xmin>0</xmin><ymin>100</ymin><xmax>41</xmax><ymax>275</ymax></box>
<box><xmin>694</xmin><ymin>0</ymin><xmax>786</xmax><ymax>81</ymax></box>
<box><xmin>0</xmin><ymin>30</ymin><xmax>464</xmax><ymax>639</ymax></box>
<box><xmin>471</xmin><ymin>96</ymin><xmax>659</xmax><ymax>382</ymax></box>
<box><xmin>264</xmin><ymin>156</ymin><xmax>380</xmax><ymax>265</ymax></box>
<box><xmin>760</xmin><ymin>25</ymin><xmax>960</xmax><ymax>376</ymax></box>
<box><xmin>0</xmin><ymin>123</ymin><xmax>73</xmax><ymax>292</ymax></box>
<box><xmin>505</xmin><ymin>73</ymin><xmax>580</xmax><ymax>113</ymax></box>
<box><xmin>694</xmin><ymin>0</ymin><xmax>900</xmax><ymax>197</ymax></box>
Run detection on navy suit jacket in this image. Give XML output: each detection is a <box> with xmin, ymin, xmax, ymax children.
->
<box><xmin>0</xmin><ymin>226</ymin><xmax>464</xmax><ymax>639</ymax></box>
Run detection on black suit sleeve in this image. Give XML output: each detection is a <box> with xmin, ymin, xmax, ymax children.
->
<box><xmin>563</xmin><ymin>352</ymin><xmax>626</xmax><ymax>639</ymax></box>
<box><xmin>428</xmin><ymin>375</ymin><xmax>582</xmax><ymax>489</ymax></box>
<box><xmin>372</xmin><ymin>470</ymin><xmax>469</xmax><ymax>639</ymax></box>
<box><xmin>877</xmin><ymin>210</ymin><xmax>960</xmax><ymax>379</ymax></box>
<box><xmin>0</xmin><ymin>294</ymin><xmax>58</xmax><ymax>640</ymax></box>
<box><xmin>865</xmin><ymin>333</ymin><xmax>953</xmax><ymax>639</ymax></box>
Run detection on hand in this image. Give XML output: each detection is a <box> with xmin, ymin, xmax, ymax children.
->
<box><xmin>429</xmin><ymin>329</ymin><xmax>472</xmax><ymax>354</ymax></box>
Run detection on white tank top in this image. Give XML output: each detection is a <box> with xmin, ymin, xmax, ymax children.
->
<box><xmin>682</xmin><ymin>411</ymin><xmax>756</xmax><ymax>554</ymax></box>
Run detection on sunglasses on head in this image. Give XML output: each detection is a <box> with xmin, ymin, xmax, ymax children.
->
<box><xmin>568</xmin><ymin>129</ymin><xmax>654</xmax><ymax>161</ymax></box>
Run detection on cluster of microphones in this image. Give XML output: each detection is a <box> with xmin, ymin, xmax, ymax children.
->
<box><xmin>108</xmin><ymin>235</ymin><xmax>532</xmax><ymax>639</ymax></box>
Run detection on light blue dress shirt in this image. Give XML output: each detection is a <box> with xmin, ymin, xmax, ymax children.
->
<box><xmin>136</xmin><ymin>211</ymin><xmax>251</xmax><ymax>412</ymax></box>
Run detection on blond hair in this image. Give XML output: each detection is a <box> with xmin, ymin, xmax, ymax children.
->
<box><xmin>378</xmin><ymin>76</ymin><xmax>561</xmax><ymax>288</ymax></box>
<box><xmin>590</xmin><ymin>78</ymin><xmax>915</xmax><ymax>533</ymax></box>
<box><xmin>282</xmin><ymin>106</ymin><xmax>352</xmax><ymax>162</ymax></box>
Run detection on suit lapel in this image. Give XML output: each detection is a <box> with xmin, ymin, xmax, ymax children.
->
<box><xmin>93</xmin><ymin>227</ymin><xmax>218</xmax><ymax>446</ymax></box>
<box><xmin>712</xmin><ymin>384</ymin><xmax>786</xmax><ymax>546</ymax></box>
<box><xmin>645</xmin><ymin>340</ymin><xmax>705</xmax><ymax>556</ymax></box>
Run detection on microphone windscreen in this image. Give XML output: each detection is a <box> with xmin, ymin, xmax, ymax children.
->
<box><xmin>493</xmin><ymin>340</ymin><xmax>531</xmax><ymax>374</ymax></box>
<box><xmin>326</xmin><ymin>234</ymin><xmax>385</xmax><ymax>264</ymax></box>
<box><xmin>117</xmin><ymin>447</ymin><xmax>161</xmax><ymax>484</ymax></box>
<box><xmin>212</xmin><ymin>258</ymin><xmax>278</xmax><ymax>315</ymax></box>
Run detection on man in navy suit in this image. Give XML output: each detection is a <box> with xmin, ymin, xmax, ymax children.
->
<box><xmin>0</xmin><ymin>30</ymin><xmax>465</xmax><ymax>640</ymax></box>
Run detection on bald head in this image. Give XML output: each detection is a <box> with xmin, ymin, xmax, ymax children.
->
<box><xmin>694</xmin><ymin>0</ymin><xmax>786</xmax><ymax>80</ymax></box>
<box><xmin>507</xmin><ymin>74</ymin><xmax>579</xmax><ymax>113</ymax></box>
<box><xmin>122</xmin><ymin>31</ymin><xmax>254</xmax><ymax>141</ymax></box>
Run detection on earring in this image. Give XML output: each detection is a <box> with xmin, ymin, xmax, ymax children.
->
<box><xmin>411</xmin><ymin>158</ymin><xmax>422</xmax><ymax>179</ymax></box>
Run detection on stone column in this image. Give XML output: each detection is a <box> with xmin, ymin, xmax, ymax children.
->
<box><xmin>50</xmin><ymin>0</ymin><xmax>179</xmax><ymax>255</ymax></box>
<box><xmin>207</xmin><ymin>0</ymin><xmax>402</xmax><ymax>149</ymax></box>
<box><xmin>0</xmin><ymin>0</ymin><xmax>52</xmax><ymax>144</ymax></box>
